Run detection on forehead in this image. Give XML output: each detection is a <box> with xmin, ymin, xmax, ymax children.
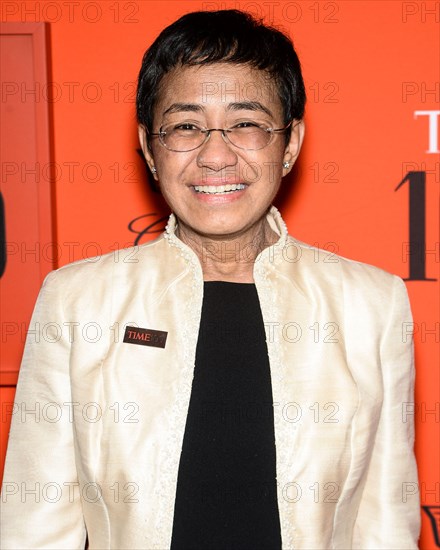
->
<box><xmin>155</xmin><ymin>63</ymin><xmax>282</xmax><ymax>118</ymax></box>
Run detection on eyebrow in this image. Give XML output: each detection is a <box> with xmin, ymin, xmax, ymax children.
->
<box><xmin>162</xmin><ymin>101</ymin><xmax>273</xmax><ymax>118</ymax></box>
<box><xmin>227</xmin><ymin>101</ymin><xmax>273</xmax><ymax>118</ymax></box>
<box><xmin>163</xmin><ymin>103</ymin><xmax>204</xmax><ymax>116</ymax></box>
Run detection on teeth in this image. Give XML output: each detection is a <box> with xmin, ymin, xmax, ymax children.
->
<box><xmin>193</xmin><ymin>183</ymin><xmax>246</xmax><ymax>194</ymax></box>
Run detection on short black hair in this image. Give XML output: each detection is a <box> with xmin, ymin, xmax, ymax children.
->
<box><xmin>136</xmin><ymin>10</ymin><xmax>306</xmax><ymax>135</ymax></box>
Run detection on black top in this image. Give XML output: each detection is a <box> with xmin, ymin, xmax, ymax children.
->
<box><xmin>170</xmin><ymin>282</ymin><xmax>281</xmax><ymax>550</ymax></box>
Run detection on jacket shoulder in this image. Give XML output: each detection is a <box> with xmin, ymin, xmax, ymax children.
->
<box><xmin>38</xmin><ymin>234</ymin><xmax>183</xmax><ymax>306</ymax></box>
<box><xmin>54</xmin><ymin>235</ymin><xmax>164</xmax><ymax>276</ymax></box>
<box><xmin>285</xmin><ymin>235</ymin><xmax>405</xmax><ymax>301</ymax></box>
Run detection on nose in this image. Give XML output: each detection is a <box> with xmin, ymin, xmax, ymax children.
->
<box><xmin>196</xmin><ymin>129</ymin><xmax>238</xmax><ymax>172</ymax></box>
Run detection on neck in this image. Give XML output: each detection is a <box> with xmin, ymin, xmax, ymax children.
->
<box><xmin>176</xmin><ymin>217</ymin><xmax>279</xmax><ymax>283</ymax></box>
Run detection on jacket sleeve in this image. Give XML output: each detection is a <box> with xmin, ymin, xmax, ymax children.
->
<box><xmin>0</xmin><ymin>270</ymin><xmax>87</xmax><ymax>549</ymax></box>
<box><xmin>352</xmin><ymin>276</ymin><xmax>421</xmax><ymax>549</ymax></box>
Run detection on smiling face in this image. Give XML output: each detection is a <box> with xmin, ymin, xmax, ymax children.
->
<box><xmin>139</xmin><ymin>63</ymin><xmax>304</xmax><ymax>241</ymax></box>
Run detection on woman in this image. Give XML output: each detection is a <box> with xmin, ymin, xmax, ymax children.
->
<box><xmin>1</xmin><ymin>9</ymin><xmax>420</xmax><ymax>550</ymax></box>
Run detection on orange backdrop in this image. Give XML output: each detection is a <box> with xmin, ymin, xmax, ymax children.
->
<box><xmin>1</xmin><ymin>1</ymin><xmax>439</xmax><ymax>548</ymax></box>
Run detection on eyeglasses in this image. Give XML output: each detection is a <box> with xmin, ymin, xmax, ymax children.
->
<box><xmin>149</xmin><ymin>120</ymin><xmax>293</xmax><ymax>152</ymax></box>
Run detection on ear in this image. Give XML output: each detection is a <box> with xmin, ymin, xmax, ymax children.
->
<box><xmin>138</xmin><ymin>124</ymin><xmax>159</xmax><ymax>181</ymax></box>
<box><xmin>282</xmin><ymin>120</ymin><xmax>305</xmax><ymax>175</ymax></box>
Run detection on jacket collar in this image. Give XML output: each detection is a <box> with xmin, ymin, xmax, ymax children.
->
<box><xmin>163</xmin><ymin>205</ymin><xmax>289</xmax><ymax>271</ymax></box>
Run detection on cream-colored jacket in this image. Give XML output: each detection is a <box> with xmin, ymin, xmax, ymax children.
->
<box><xmin>1</xmin><ymin>207</ymin><xmax>420</xmax><ymax>549</ymax></box>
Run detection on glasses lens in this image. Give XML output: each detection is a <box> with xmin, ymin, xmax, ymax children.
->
<box><xmin>161</xmin><ymin>124</ymin><xmax>205</xmax><ymax>152</ymax></box>
<box><xmin>160</xmin><ymin>124</ymin><xmax>273</xmax><ymax>151</ymax></box>
<box><xmin>227</xmin><ymin>125</ymin><xmax>271</xmax><ymax>150</ymax></box>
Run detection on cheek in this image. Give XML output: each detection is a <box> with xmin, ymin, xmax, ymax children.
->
<box><xmin>245</xmin><ymin>151</ymin><xmax>284</xmax><ymax>187</ymax></box>
<box><xmin>150</xmin><ymin>144</ymin><xmax>167</xmax><ymax>170</ymax></box>
<box><xmin>153</xmin><ymin>148</ymin><xmax>194</xmax><ymax>180</ymax></box>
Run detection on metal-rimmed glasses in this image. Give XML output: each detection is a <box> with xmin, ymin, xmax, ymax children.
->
<box><xmin>149</xmin><ymin>120</ymin><xmax>294</xmax><ymax>152</ymax></box>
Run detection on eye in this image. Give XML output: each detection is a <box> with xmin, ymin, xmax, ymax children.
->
<box><xmin>231</xmin><ymin>121</ymin><xmax>261</xmax><ymax>129</ymax></box>
<box><xmin>173</xmin><ymin>123</ymin><xmax>201</xmax><ymax>131</ymax></box>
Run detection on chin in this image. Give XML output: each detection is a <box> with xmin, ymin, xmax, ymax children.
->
<box><xmin>194</xmin><ymin>217</ymin><xmax>256</xmax><ymax>240</ymax></box>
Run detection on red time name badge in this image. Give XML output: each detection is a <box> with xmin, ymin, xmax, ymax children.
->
<box><xmin>123</xmin><ymin>326</ymin><xmax>168</xmax><ymax>349</ymax></box>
